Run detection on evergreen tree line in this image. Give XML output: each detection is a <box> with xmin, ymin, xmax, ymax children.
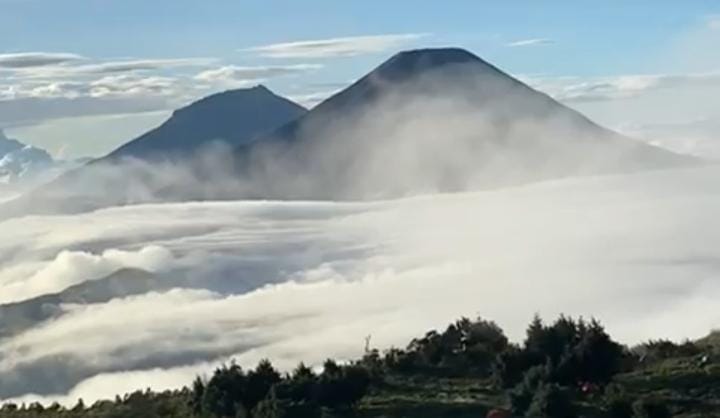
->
<box><xmin>1</xmin><ymin>314</ymin><xmax>713</xmax><ymax>418</ymax></box>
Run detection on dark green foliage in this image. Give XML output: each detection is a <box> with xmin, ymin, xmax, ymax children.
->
<box><xmin>245</xmin><ymin>360</ymin><xmax>282</xmax><ymax>411</ymax></box>
<box><xmin>603</xmin><ymin>384</ymin><xmax>633</xmax><ymax>418</ymax></box>
<box><xmin>316</xmin><ymin>360</ymin><xmax>371</xmax><ymax>409</ymax></box>
<box><xmin>638</xmin><ymin>339</ymin><xmax>701</xmax><ymax>362</ymax></box>
<box><xmin>525</xmin><ymin>383</ymin><xmax>577</xmax><ymax>418</ymax></box>
<box><xmin>274</xmin><ymin>363</ymin><xmax>317</xmax><ymax>403</ymax></box>
<box><xmin>631</xmin><ymin>397</ymin><xmax>671</xmax><ymax>418</ymax></box>
<box><xmin>570</xmin><ymin>319</ymin><xmax>624</xmax><ymax>385</ymax></box>
<box><xmin>388</xmin><ymin>317</ymin><xmax>509</xmax><ymax>377</ymax></box>
<box><xmin>508</xmin><ymin>364</ymin><xmax>552</xmax><ymax>415</ymax></box>
<box><xmin>492</xmin><ymin>345</ymin><xmax>534</xmax><ymax>388</ymax></box>
<box><xmin>201</xmin><ymin>363</ymin><xmax>248</xmax><ymax>417</ymax></box>
<box><xmin>495</xmin><ymin>315</ymin><xmax>624</xmax><ymax>390</ymax></box>
<box><xmin>252</xmin><ymin>390</ymin><xmax>286</xmax><ymax>418</ymax></box>
<box><xmin>0</xmin><ymin>313</ymin><xmax>716</xmax><ymax>418</ymax></box>
<box><xmin>189</xmin><ymin>377</ymin><xmax>205</xmax><ymax>414</ymax></box>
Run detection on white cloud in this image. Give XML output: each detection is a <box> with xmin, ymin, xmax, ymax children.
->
<box><xmin>506</xmin><ymin>38</ymin><xmax>554</xmax><ymax>47</ymax></box>
<box><xmin>194</xmin><ymin>64</ymin><xmax>322</xmax><ymax>86</ymax></box>
<box><xmin>0</xmin><ymin>246</ymin><xmax>174</xmax><ymax>304</ymax></box>
<box><xmin>0</xmin><ymin>52</ymin><xmax>84</xmax><ymax>69</ymax></box>
<box><xmin>87</xmin><ymin>74</ymin><xmax>178</xmax><ymax>98</ymax></box>
<box><xmin>13</xmin><ymin>57</ymin><xmax>215</xmax><ymax>79</ymax></box>
<box><xmin>2</xmin><ymin>166</ymin><xmax>720</xmax><ymax>402</ymax></box>
<box><xmin>245</xmin><ymin>33</ymin><xmax>429</xmax><ymax>58</ymax></box>
<box><xmin>526</xmin><ymin>72</ymin><xmax>720</xmax><ymax>103</ymax></box>
<box><xmin>289</xmin><ymin>89</ymin><xmax>341</xmax><ymax>108</ymax></box>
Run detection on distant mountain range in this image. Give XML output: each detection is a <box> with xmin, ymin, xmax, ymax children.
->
<box><xmin>2</xmin><ymin>47</ymin><xmax>698</xmax><ymax>215</ymax></box>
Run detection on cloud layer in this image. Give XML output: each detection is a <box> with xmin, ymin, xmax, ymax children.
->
<box><xmin>0</xmin><ymin>53</ymin><xmax>85</xmax><ymax>69</ymax></box>
<box><xmin>1</xmin><ymin>165</ymin><xmax>720</xmax><ymax>404</ymax></box>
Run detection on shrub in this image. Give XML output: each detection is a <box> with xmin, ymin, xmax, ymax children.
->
<box><xmin>631</xmin><ymin>398</ymin><xmax>671</xmax><ymax>418</ymax></box>
<box><xmin>525</xmin><ymin>383</ymin><xmax>577</xmax><ymax>418</ymax></box>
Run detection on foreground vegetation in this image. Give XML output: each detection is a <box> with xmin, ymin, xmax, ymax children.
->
<box><xmin>1</xmin><ymin>315</ymin><xmax>718</xmax><ymax>417</ymax></box>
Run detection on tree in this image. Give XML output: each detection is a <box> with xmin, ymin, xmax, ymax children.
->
<box><xmin>202</xmin><ymin>363</ymin><xmax>247</xmax><ymax>417</ymax></box>
<box><xmin>252</xmin><ymin>390</ymin><xmax>287</xmax><ymax>418</ymax></box>
<box><xmin>508</xmin><ymin>364</ymin><xmax>551</xmax><ymax>415</ymax></box>
<box><xmin>281</xmin><ymin>363</ymin><xmax>318</xmax><ymax>403</ymax></box>
<box><xmin>492</xmin><ymin>345</ymin><xmax>533</xmax><ymax>388</ymax></box>
<box><xmin>316</xmin><ymin>361</ymin><xmax>370</xmax><ymax>410</ymax></box>
<box><xmin>245</xmin><ymin>360</ymin><xmax>282</xmax><ymax>412</ymax></box>
<box><xmin>572</xmin><ymin>320</ymin><xmax>624</xmax><ymax>385</ymax></box>
<box><xmin>189</xmin><ymin>376</ymin><xmax>206</xmax><ymax>414</ymax></box>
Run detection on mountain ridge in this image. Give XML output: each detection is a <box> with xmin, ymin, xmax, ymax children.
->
<box><xmin>104</xmin><ymin>85</ymin><xmax>307</xmax><ymax>161</ymax></box>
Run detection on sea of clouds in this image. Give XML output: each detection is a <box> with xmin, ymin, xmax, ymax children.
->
<box><xmin>1</xmin><ymin>165</ymin><xmax>719</xmax><ymax>405</ymax></box>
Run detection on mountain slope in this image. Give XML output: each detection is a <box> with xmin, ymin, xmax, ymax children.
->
<box><xmin>0</xmin><ymin>268</ymin><xmax>163</xmax><ymax>339</ymax></box>
<box><xmin>105</xmin><ymin>85</ymin><xmax>307</xmax><ymax>161</ymax></box>
<box><xmin>238</xmin><ymin>48</ymin><xmax>695</xmax><ymax>199</ymax></box>
<box><xmin>0</xmin><ymin>87</ymin><xmax>307</xmax><ymax>216</ymax></box>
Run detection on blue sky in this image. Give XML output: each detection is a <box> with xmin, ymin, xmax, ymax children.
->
<box><xmin>1</xmin><ymin>0</ymin><xmax>719</xmax><ymax>157</ymax></box>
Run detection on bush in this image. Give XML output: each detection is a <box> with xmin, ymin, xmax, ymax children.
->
<box><xmin>525</xmin><ymin>383</ymin><xmax>577</xmax><ymax>418</ymax></box>
<box><xmin>631</xmin><ymin>398</ymin><xmax>671</xmax><ymax>418</ymax></box>
<box><xmin>316</xmin><ymin>361</ymin><xmax>370</xmax><ymax>409</ymax></box>
<box><xmin>508</xmin><ymin>364</ymin><xmax>552</xmax><ymax>415</ymax></box>
<box><xmin>638</xmin><ymin>340</ymin><xmax>701</xmax><ymax>362</ymax></box>
<box><xmin>603</xmin><ymin>384</ymin><xmax>633</xmax><ymax>418</ymax></box>
<box><xmin>493</xmin><ymin>345</ymin><xmax>534</xmax><ymax>388</ymax></box>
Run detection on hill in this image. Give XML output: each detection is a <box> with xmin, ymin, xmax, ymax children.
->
<box><xmin>0</xmin><ymin>268</ymin><xmax>163</xmax><ymax>340</ymax></box>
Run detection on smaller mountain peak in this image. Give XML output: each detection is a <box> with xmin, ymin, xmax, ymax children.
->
<box><xmin>178</xmin><ymin>85</ymin><xmax>281</xmax><ymax>113</ymax></box>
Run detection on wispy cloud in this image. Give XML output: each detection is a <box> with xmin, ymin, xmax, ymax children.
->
<box><xmin>0</xmin><ymin>52</ymin><xmax>85</xmax><ymax>69</ymax></box>
<box><xmin>289</xmin><ymin>89</ymin><xmax>340</xmax><ymax>108</ymax></box>
<box><xmin>194</xmin><ymin>64</ymin><xmax>322</xmax><ymax>85</ymax></box>
<box><xmin>0</xmin><ymin>54</ymin><xmax>219</xmax><ymax>127</ymax></box>
<box><xmin>526</xmin><ymin>72</ymin><xmax>720</xmax><ymax>103</ymax></box>
<box><xmin>245</xmin><ymin>33</ymin><xmax>429</xmax><ymax>59</ymax></box>
<box><xmin>13</xmin><ymin>57</ymin><xmax>215</xmax><ymax>79</ymax></box>
<box><xmin>506</xmin><ymin>38</ymin><xmax>554</xmax><ymax>47</ymax></box>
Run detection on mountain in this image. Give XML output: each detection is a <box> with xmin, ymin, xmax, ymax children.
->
<box><xmin>0</xmin><ymin>129</ymin><xmax>55</xmax><ymax>184</ymax></box>
<box><xmin>104</xmin><ymin>85</ymin><xmax>307</xmax><ymax>161</ymax></box>
<box><xmin>237</xmin><ymin>48</ymin><xmax>696</xmax><ymax>199</ymax></box>
<box><xmin>0</xmin><ymin>268</ymin><xmax>164</xmax><ymax>339</ymax></box>
<box><xmin>0</xmin><ymin>86</ymin><xmax>307</xmax><ymax>215</ymax></box>
<box><xmin>1</xmin><ymin>49</ymin><xmax>698</xmax><ymax>217</ymax></box>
